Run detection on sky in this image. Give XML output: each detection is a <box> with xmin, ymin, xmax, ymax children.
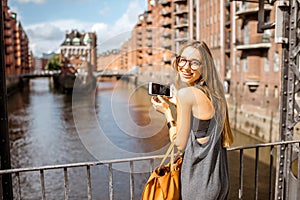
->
<box><xmin>7</xmin><ymin>0</ymin><xmax>147</xmax><ymax>57</ymax></box>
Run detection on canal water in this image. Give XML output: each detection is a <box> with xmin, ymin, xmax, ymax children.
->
<box><xmin>7</xmin><ymin>78</ymin><xmax>273</xmax><ymax>199</ymax></box>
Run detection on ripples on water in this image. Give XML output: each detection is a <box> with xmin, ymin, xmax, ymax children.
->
<box><xmin>8</xmin><ymin>78</ymin><xmax>170</xmax><ymax>199</ymax></box>
<box><xmin>7</xmin><ymin>78</ymin><xmax>271</xmax><ymax>199</ymax></box>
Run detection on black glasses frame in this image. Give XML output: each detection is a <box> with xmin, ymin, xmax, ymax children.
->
<box><xmin>176</xmin><ymin>56</ymin><xmax>201</xmax><ymax>70</ymax></box>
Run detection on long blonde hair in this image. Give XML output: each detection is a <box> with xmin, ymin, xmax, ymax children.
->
<box><xmin>172</xmin><ymin>41</ymin><xmax>234</xmax><ymax>148</ymax></box>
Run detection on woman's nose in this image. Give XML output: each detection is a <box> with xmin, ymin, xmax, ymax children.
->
<box><xmin>182</xmin><ymin>61</ymin><xmax>191</xmax><ymax>70</ymax></box>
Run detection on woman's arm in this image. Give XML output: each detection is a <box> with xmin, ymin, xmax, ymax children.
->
<box><xmin>171</xmin><ymin>88</ymin><xmax>192</xmax><ymax>151</ymax></box>
<box><xmin>151</xmin><ymin>87</ymin><xmax>213</xmax><ymax>151</ymax></box>
<box><xmin>168</xmin><ymin>87</ymin><xmax>214</xmax><ymax>151</ymax></box>
<box><xmin>151</xmin><ymin>89</ymin><xmax>193</xmax><ymax>151</ymax></box>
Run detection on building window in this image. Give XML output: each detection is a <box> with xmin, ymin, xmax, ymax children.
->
<box><xmin>274</xmin><ymin>86</ymin><xmax>278</xmax><ymax>98</ymax></box>
<box><xmin>236</xmin><ymin>56</ymin><xmax>240</xmax><ymax>72</ymax></box>
<box><xmin>274</xmin><ymin>51</ymin><xmax>280</xmax><ymax>72</ymax></box>
<box><xmin>265</xmin><ymin>85</ymin><xmax>269</xmax><ymax>97</ymax></box>
<box><xmin>264</xmin><ymin>53</ymin><xmax>270</xmax><ymax>72</ymax></box>
<box><xmin>242</xmin><ymin>56</ymin><xmax>247</xmax><ymax>72</ymax></box>
<box><xmin>214</xmin><ymin>34</ymin><xmax>216</xmax><ymax>47</ymax></box>
<box><xmin>244</xmin><ymin>21</ymin><xmax>249</xmax><ymax>44</ymax></box>
<box><xmin>216</xmin><ymin>58</ymin><xmax>220</xmax><ymax>72</ymax></box>
<box><xmin>238</xmin><ymin>25</ymin><xmax>242</xmax><ymax>42</ymax></box>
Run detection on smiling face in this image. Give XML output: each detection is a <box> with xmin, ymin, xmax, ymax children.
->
<box><xmin>177</xmin><ymin>46</ymin><xmax>202</xmax><ymax>85</ymax></box>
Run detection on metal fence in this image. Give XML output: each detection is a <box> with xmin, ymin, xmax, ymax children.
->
<box><xmin>1</xmin><ymin>140</ymin><xmax>299</xmax><ymax>200</ymax></box>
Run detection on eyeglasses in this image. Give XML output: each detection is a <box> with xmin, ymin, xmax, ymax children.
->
<box><xmin>176</xmin><ymin>56</ymin><xmax>201</xmax><ymax>70</ymax></box>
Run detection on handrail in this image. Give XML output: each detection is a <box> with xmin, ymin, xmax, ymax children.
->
<box><xmin>227</xmin><ymin>139</ymin><xmax>300</xmax><ymax>151</ymax></box>
<box><xmin>1</xmin><ymin>140</ymin><xmax>299</xmax><ymax>200</ymax></box>
<box><xmin>0</xmin><ymin>154</ymin><xmax>166</xmax><ymax>175</ymax></box>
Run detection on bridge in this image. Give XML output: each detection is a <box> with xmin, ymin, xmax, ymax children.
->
<box><xmin>94</xmin><ymin>70</ymin><xmax>137</xmax><ymax>79</ymax></box>
<box><xmin>19</xmin><ymin>70</ymin><xmax>137</xmax><ymax>80</ymax></box>
<box><xmin>19</xmin><ymin>70</ymin><xmax>61</xmax><ymax>78</ymax></box>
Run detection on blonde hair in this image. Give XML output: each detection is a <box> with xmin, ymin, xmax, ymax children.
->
<box><xmin>172</xmin><ymin>41</ymin><xmax>234</xmax><ymax>148</ymax></box>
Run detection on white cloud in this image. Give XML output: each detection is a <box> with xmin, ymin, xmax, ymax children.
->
<box><xmin>96</xmin><ymin>0</ymin><xmax>144</xmax><ymax>53</ymax></box>
<box><xmin>24</xmin><ymin>0</ymin><xmax>144</xmax><ymax>57</ymax></box>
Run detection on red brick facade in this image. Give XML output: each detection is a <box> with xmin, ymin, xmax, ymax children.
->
<box><xmin>2</xmin><ymin>0</ymin><xmax>32</xmax><ymax>86</ymax></box>
<box><xmin>97</xmin><ymin>0</ymin><xmax>283</xmax><ymax>141</ymax></box>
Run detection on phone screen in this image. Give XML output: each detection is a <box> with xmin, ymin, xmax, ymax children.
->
<box><xmin>149</xmin><ymin>82</ymin><xmax>171</xmax><ymax>97</ymax></box>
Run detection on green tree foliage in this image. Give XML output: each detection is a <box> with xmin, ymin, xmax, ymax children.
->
<box><xmin>45</xmin><ymin>54</ymin><xmax>61</xmax><ymax>70</ymax></box>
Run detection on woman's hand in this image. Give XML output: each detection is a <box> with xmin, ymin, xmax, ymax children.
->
<box><xmin>166</xmin><ymin>96</ymin><xmax>177</xmax><ymax>105</ymax></box>
<box><xmin>151</xmin><ymin>95</ymin><xmax>170</xmax><ymax>115</ymax></box>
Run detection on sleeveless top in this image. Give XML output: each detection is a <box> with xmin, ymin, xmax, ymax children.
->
<box><xmin>191</xmin><ymin>116</ymin><xmax>211</xmax><ymax>138</ymax></box>
<box><xmin>191</xmin><ymin>85</ymin><xmax>212</xmax><ymax>138</ymax></box>
<box><xmin>180</xmin><ymin>85</ymin><xmax>229</xmax><ymax>200</ymax></box>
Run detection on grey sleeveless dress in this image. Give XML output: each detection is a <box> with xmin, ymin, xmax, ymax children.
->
<box><xmin>180</xmin><ymin>116</ymin><xmax>229</xmax><ymax>200</ymax></box>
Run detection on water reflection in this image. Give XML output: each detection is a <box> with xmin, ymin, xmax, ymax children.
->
<box><xmin>7</xmin><ymin>78</ymin><xmax>272</xmax><ymax>199</ymax></box>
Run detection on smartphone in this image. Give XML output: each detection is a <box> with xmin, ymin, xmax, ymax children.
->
<box><xmin>148</xmin><ymin>82</ymin><xmax>172</xmax><ymax>97</ymax></box>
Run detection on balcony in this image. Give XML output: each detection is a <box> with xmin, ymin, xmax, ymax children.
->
<box><xmin>162</xmin><ymin>40</ymin><xmax>171</xmax><ymax>49</ymax></box>
<box><xmin>160</xmin><ymin>0</ymin><xmax>171</xmax><ymax>6</ymax></box>
<box><xmin>137</xmin><ymin>35</ymin><xmax>142</xmax><ymax>41</ymax></box>
<box><xmin>174</xmin><ymin>0</ymin><xmax>187</xmax><ymax>3</ymax></box>
<box><xmin>245</xmin><ymin>80</ymin><xmax>260</xmax><ymax>92</ymax></box>
<box><xmin>225</xmin><ymin>42</ymin><xmax>231</xmax><ymax>54</ymax></box>
<box><xmin>174</xmin><ymin>8</ymin><xmax>188</xmax><ymax>16</ymax></box>
<box><xmin>161</xmin><ymin>8</ymin><xmax>172</xmax><ymax>16</ymax></box>
<box><xmin>147</xmin><ymin>17</ymin><xmax>153</xmax><ymax>24</ymax></box>
<box><xmin>236</xmin><ymin>35</ymin><xmax>271</xmax><ymax>50</ymax></box>
<box><xmin>147</xmin><ymin>48</ymin><xmax>152</xmax><ymax>55</ymax></box>
<box><xmin>162</xmin><ymin>20</ymin><xmax>172</xmax><ymax>27</ymax></box>
<box><xmin>174</xmin><ymin>22</ymin><xmax>188</xmax><ymax>29</ymax></box>
<box><xmin>146</xmin><ymin>34</ymin><xmax>152</xmax><ymax>39</ymax></box>
<box><xmin>225</xmin><ymin>14</ymin><xmax>230</xmax><ymax>28</ymax></box>
<box><xmin>175</xmin><ymin>31</ymin><xmax>188</xmax><ymax>40</ymax></box>
<box><xmin>225</xmin><ymin>20</ymin><xmax>231</xmax><ymax>28</ymax></box>
<box><xmin>225</xmin><ymin>1</ymin><xmax>230</xmax><ymax>10</ymax></box>
<box><xmin>236</xmin><ymin>5</ymin><xmax>273</xmax><ymax>18</ymax></box>
<box><xmin>175</xmin><ymin>36</ymin><xmax>188</xmax><ymax>42</ymax></box>
<box><xmin>163</xmin><ymin>31</ymin><xmax>172</xmax><ymax>38</ymax></box>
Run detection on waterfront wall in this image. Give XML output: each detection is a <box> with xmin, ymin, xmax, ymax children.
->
<box><xmin>228</xmin><ymin>102</ymin><xmax>300</xmax><ymax>142</ymax></box>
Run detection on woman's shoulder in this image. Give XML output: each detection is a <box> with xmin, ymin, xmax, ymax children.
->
<box><xmin>177</xmin><ymin>86</ymin><xmax>207</xmax><ymax>97</ymax></box>
<box><xmin>177</xmin><ymin>86</ymin><xmax>208</xmax><ymax>103</ymax></box>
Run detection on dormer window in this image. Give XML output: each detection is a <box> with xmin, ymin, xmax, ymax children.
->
<box><xmin>65</xmin><ymin>38</ymin><xmax>71</xmax><ymax>44</ymax></box>
<box><xmin>73</xmin><ymin>37</ymin><xmax>80</xmax><ymax>45</ymax></box>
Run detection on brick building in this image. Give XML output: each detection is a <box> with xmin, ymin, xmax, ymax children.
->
<box><xmin>97</xmin><ymin>0</ymin><xmax>284</xmax><ymax>141</ymax></box>
<box><xmin>2</xmin><ymin>0</ymin><xmax>32</xmax><ymax>87</ymax></box>
<box><xmin>97</xmin><ymin>49</ymin><xmax>121</xmax><ymax>71</ymax></box>
<box><xmin>227</xmin><ymin>1</ymin><xmax>282</xmax><ymax>141</ymax></box>
<box><xmin>60</xmin><ymin>29</ymin><xmax>97</xmax><ymax>74</ymax></box>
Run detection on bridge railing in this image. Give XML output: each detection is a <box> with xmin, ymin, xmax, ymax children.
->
<box><xmin>19</xmin><ymin>70</ymin><xmax>61</xmax><ymax>78</ymax></box>
<box><xmin>1</xmin><ymin>140</ymin><xmax>299</xmax><ymax>200</ymax></box>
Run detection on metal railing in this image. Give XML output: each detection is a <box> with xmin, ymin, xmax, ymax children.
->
<box><xmin>1</xmin><ymin>140</ymin><xmax>299</xmax><ymax>200</ymax></box>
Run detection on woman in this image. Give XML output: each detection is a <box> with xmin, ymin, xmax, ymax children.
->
<box><xmin>151</xmin><ymin>41</ymin><xmax>234</xmax><ymax>200</ymax></box>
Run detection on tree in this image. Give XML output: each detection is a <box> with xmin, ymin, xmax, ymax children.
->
<box><xmin>45</xmin><ymin>54</ymin><xmax>61</xmax><ymax>70</ymax></box>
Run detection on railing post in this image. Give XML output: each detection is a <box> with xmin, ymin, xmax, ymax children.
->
<box><xmin>254</xmin><ymin>147</ymin><xmax>259</xmax><ymax>200</ymax></box>
<box><xmin>0</xmin><ymin>1</ymin><xmax>13</xmax><ymax>199</ymax></box>
<box><xmin>129</xmin><ymin>161</ymin><xmax>134</xmax><ymax>200</ymax></box>
<box><xmin>269</xmin><ymin>145</ymin><xmax>274</xmax><ymax>200</ymax></box>
<box><xmin>239</xmin><ymin>149</ymin><xmax>244</xmax><ymax>200</ymax></box>
<box><xmin>275</xmin><ymin>0</ymin><xmax>300</xmax><ymax>199</ymax></box>
<box><xmin>109</xmin><ymin>163</ymin><xmax>114</xmax><ymax>200</ymax></box>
